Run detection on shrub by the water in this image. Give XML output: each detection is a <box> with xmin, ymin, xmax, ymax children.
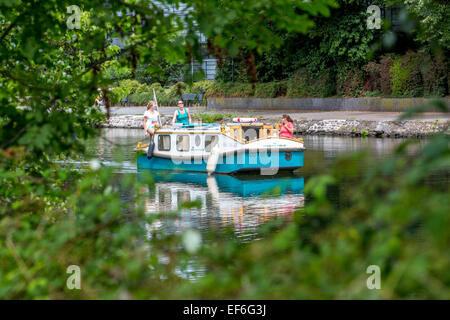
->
<box><xmin>419</xmin><ymin>52</ymin><xmax>448</xmax><ymax>97</ymax></box>
<box><xmin>118</xmin><ymin>80</ymin><xmax>148</xmax><ymax>95</ymax></box>
<box><xmin>103</xmin><ymin>66</ymin><xmax>132</xmax><ymax>85</ymax></box>
<box><xmin>168</xmin><ymin>81</ymin><xmax>188</xmax><ymax>100</ymax></box>
<box><xmin>336</xmin><ymin>65</ymin><xmax>365</xmax><ymax>97</ymax></box>
<box><xmin>285</xmin><ymin>71</ymin><xmax>310</xmax><ymax>97</ymax></box>
<box><xmin>390</xmin><ymin>51</ymin><xmax>423</xmax><ymax>97</ymax></box>
<box><xmin>192</xmin><ymin>113</ymin><xmax>226</xmax><ymax>123</ymax></box>
<box><xmin>362</xmin><ymin>51</ymin><xmax>447</xmax><ymax>98</ymax></box>
<box><xmin>285</xmin><ymin>69</ymin><xmax>334</xmax><ymax>97</ymax></box>
<box><xmin>206</xmin><ymin>82</ymin><xmax>255</xmax><ymax>98</ymax></box>
<box><xmin>363</xmin><ymin>55</ymin><xmax>394</xmax><ymax>96</ymax></box>
<box><xmin>191</xmin><ymin>80</ymin><xmax>214</xmax><ymax>94</ymax></box>
<box><xmin>110</xmin><ymin>51</ymin><xmax>448</xmax><ymax>104</ymax></box>
<box><xmin>150</xmin><ymin>82</ymin><xmax>162</xmax><ymax>90</ymax></box>
<box><xmin>254</xmin><ymin>81</ymin><xmax>288</xmax><ymax>98</ymax></box>
<box><xmin>129</xmin><ymin>89</ymin><xmax>174</xmax><ymax>106</ymax></box>
<box><xmin>128</xmin><ymin>92</ymin><xmax>154</xmax><ymax>106</ymax></box>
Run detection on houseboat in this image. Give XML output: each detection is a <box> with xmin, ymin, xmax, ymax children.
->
<box><xmin>135</xmin><ymin>119</ymin><xmax>305</xmax><ymax>174</ymax></box>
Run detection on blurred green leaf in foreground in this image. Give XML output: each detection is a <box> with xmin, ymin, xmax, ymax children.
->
<box><xmin>0</xmin><ymin>0</ymin><xmax>448</xmax><ymax>299</ymax></box>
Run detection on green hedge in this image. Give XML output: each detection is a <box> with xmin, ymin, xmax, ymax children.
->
<box><xmin>128</xmin><ymin>92</ymin><xmax>154</xmax><ymax>106</ymax></box>
<box><xmin>207</xmin><ymin>51</ymin><xmax>448</xmax><ymax>98</ymax></box>
<box><xmin>285</xmin><ymin>70</ymin><xmax>335</xmax><ymax>97</ymax></box>
<box><xmin>112</xmin><ymin>50</ymin><xmax>448</xmax><ymax>105</ymax></box>
<box><xmin>254</xmin><ymin>81</ymin><xmax>288</xmax><ymax>98</ymax></box>
<box><xmin>129</xmin><ymin>89</ymin><xmax>175</xmax><ymax>106</ymax></box>
<box><xmin>336</xmin><ymin>65</ymin><xmax>365</xmax><ymax>97</ymax></box>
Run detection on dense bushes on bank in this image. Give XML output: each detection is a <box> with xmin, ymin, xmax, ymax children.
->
<box><xmin>208</xmin><ymin>51</ymin><xmax>448</xmax><ymax>99</ymax></box>
<box><xmin>109</xmin><ymin>80</ymin><xmax>213</xmax><ymax>106</ymax></box>
<box><xmin>363</xmin><ymin>51</ymin><xmax>448</xmax><ymax>97</ymax></box>
<box><xmin>104</xmin><ymin>1</ymin><xmax>448</xmax><ymax>105</ymax></box>
<box><xmin>109</xmin><ymin>51</ymin><xmax>447</xmax><ymax>106</ymax></box>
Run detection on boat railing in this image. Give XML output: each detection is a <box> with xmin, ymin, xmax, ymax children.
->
<box><xmin>136</xmin><ymin>123</ymin><xmax>302</xmax><ymax>150</ymax></box>
<box><xmin>220</xmin><ymin>123</ymin><xmax>281</xmax><ymax>144</ymax></box>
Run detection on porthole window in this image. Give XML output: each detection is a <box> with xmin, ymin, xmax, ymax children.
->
<box><xmin>176</xmin><ymin>135</ymin><xmax>190</xmax><ymax>152</ymax></box>
<box><xmin>195</xmin><ymin>135</ymin><xmax>201</xmax><ymax>147</ymax></box>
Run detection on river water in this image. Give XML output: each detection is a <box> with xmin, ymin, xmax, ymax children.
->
<box><xmin>83</xmin><ymin>128</ymin><xmax>430</xmax><ymax>242</ymax></box>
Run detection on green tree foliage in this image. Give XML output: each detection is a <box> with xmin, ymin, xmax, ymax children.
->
<box><xmin>210</xmin><ymin>49</ymin><xmax>448</xmax><ymax>98</ymax></box>
<box><xmin>103</xmin><ymin>66</ymin><xmax>132</xmax><ymax>84</ymax></box>
<box><xmin>403</xmin><ymin>0</ymin><xmax>450</xmax><ymax>50</ymax></box>
<box><xmin>216</xmin><ymin>1</ymin><xmax>375</xmax><ymax>83</ymax></box>
<box><xmin>135</xmin><ymin>61</ymin><xmax>184</xmax><ymax>86</ymax></box>
<box><xmin>307</xmin><ymin>6</ymin><xmax>376</xmax><ymax>71</ymax></box>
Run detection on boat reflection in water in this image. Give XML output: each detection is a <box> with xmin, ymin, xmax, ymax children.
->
<box><xmin>138</xmin><ymin>171</ymin><xmax>305</xmax><ymax>239</ymax></box>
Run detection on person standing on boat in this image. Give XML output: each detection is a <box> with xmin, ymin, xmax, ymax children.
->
<box><xmin>279</xmin><ymin>114</ymin><xmax>294</xmax><ymax>138</ymax></box>
<box><xmin>171</xmin><ymin>99</ymin><xmax>192</xmax><ymax>125</ymax></box>
<box><xmin>143</xmin><ymin>101</ymin><xmax>160</xmax><ymax>137</ymax></box>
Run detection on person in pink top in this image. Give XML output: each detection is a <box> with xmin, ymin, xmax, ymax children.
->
<box><xmin>279</xmin><ymin>114</ymin><xmax>294</xmax><ymax>138</ymax></box>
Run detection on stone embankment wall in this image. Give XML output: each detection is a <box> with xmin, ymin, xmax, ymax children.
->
<box><xmin>293</xmin><ymin>119</ymin><xmax>448</xmax><ymax>137</ymax></box>
<box><xmin>100</xmin><ymin>115</ymin><xmax>449</xmax><ymax>137</ymax></box>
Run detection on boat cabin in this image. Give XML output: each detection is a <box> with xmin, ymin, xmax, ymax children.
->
<box><xmin>145</xmin><ymin>122</ymin><xmax>284</xmax><ymax>154</ymax></box>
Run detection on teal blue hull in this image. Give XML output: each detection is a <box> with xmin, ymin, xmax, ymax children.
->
<box><xmin>137</xmin><ymin>171</ymin><xmax>304</xmax><ymax>197</ymax></box>
<box><xmin>137</xmin><ymin>150</ymin><xmax>304</xmax><ymax>174</ymax></box>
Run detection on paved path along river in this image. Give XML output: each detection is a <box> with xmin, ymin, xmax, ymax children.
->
<box><xmin>105</xmin><ymin>106</ymin><xmax>450</xmax><ymax>121</ymax></box>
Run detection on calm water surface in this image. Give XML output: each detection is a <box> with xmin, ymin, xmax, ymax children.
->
<box><xmin>82</xmin><ymin>129</ymin><xmax>429</xmax><ymax>241</ymax></box>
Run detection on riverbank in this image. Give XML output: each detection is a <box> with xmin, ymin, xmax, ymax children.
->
<box><xmin>207</xmin><ymin>97</ymin><xmax>450</xmax><ymax>112</ymax></box>
<box><xmin>99</xmin><ymin>109</ymin><xmax>449</xmax><ymax>137</ymax></box>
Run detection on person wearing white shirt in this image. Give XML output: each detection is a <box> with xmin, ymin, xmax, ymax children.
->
<box><xmin>143</xmin><ymin>101</ymin><xmax>160</xmax><ymax>137</ymax></box>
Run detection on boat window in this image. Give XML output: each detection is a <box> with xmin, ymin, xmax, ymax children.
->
<box><xmin>205</xmin><ymin>135</ymin><xmax>218</xmax><ymax>152</ymax></box>
<box><xmin>176</xmin><ymin>135</ymin><xmax>190</xmax><ymax>152</ymax></box>
<box><xmin>242</xmin><ymin>126</ymin><xmax>259</xmax><ymax>142</ymax></box>
<box><xmin>195</xmin><ymin>135</ymin><xmax>201</xmax><ymax>147</ymax></box>
<box><xmin>158</xmin><ymin>135</ymin><xmax>171</xmax><ymax>151</ymax></box>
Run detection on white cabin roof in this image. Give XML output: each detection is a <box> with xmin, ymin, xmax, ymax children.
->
<box><xmin>158</xmin><ymin>124</ymin><xmax>222</xmax><ymax>133</ymax></box>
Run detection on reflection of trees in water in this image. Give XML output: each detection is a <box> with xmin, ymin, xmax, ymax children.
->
<box><xmin>303</xmin><ymin>135</ymin><xmax>412</xmax><ymax>159</ymax></box>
